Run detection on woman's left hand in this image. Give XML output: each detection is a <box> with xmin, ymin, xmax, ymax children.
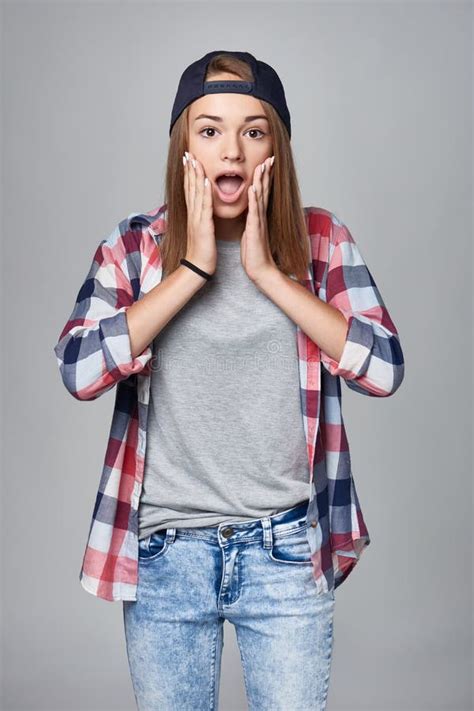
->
<box><xmin>241</xmin><ymin>156</ymin><xmax>278</xmax><ymax>283</ymax></box>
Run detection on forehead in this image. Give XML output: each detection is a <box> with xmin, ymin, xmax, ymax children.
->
<box><xmin>188</xmin><ymin>92</ymin><xmax>267</xmax><ymax>121</ymax></box>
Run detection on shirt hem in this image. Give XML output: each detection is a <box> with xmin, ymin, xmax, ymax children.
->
<box><xmin>80</xmin><ymin>576</ymin><xmax>138</xmax><ymax>603</ymax></box>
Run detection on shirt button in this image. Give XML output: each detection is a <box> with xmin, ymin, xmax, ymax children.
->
<box><xmin>221</xmin><ymin>526</ymin><xmax>234</xmax><ymax>538</ymax></box>
<box><xmin>310</xmin><ymin>520</ymin><xmax>318</xmax><ymax>527</ymax></box>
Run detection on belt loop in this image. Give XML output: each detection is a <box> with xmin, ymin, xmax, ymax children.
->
<box><xmin>260</xmin><ymin>517</ymin><xmax>273</xmax><ymax>549</ymax></box>
<box><xmin>166</xmin><ymin>527</ymin><xmax>177</xmax><ymax>543</ymax></box>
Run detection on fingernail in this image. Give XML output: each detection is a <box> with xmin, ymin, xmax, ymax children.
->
<box><xmin>261</xmin><ymin>163</ymin><xmax>265</xmax><ymax>174</ymax></box>
<box><xmin>192</xmin><ymin>159</ymin><xmax>196</xmax><ymax>168</ymax></box>
<box><xmin>185</xmin><ymin>151</ymin><xmax>189</xmax><ymax>160</ymax></box>
<box><xmin>182</xmin><ymin>155</ymin><xmax>186</xmax><ymax>166</ymax></box>
<box><xmin>270</xmin><ymin>155</ymin><xmax>275</xmax><ymax>166</ymax></box>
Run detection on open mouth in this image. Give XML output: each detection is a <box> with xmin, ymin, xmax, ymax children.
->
<box><xmin>214</xmin><ymin>175</ymin><xmax>246</xmax><ymax>203</ymax></box>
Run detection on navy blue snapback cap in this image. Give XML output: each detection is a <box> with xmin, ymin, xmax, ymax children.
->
<box><xmin>169</xmin><ymin>50</ymin><xmax>291</xmax><ymax>139</ymax></box>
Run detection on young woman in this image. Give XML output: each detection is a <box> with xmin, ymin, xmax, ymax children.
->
<box><xmin>53</xmin><ymin>50</ymin><xmax>404</xmax><ymax>710</ymax></box>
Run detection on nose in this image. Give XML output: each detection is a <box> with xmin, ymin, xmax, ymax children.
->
<box><xmin>221</xmin><ymin>139</ymin><xmax>244</xmax><ymax>163</ymax></box>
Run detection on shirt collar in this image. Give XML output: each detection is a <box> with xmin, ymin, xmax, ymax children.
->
<box><xmin>128</xmin><ymin>203</ymin><xmax>167</xmax><ymax>244</ymax></box>
<box><xmin>135</xmin><ymin>204</ymin><xmax>311</xmax><ymax>287</ymax></box>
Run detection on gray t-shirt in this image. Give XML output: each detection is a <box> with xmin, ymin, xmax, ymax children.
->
<box><xmin>138</xmin><ymin>237</ymin><xmax>310</xmax><ymax>538</ymax></box>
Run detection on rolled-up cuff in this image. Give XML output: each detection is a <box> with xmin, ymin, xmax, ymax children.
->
<box><xmin>321</xmin><ymin>314</ymin><xmax>374</xmax><ymax>379</ymax></box>
<box><xmin>99</xmin><ymin>309</ymin><xmax>153</xmax><ymax>377</ymax></box>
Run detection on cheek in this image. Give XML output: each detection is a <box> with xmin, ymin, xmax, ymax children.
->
<box><xmin>188</xmin><ymin>143</ymin><xmax>211</xmax><ymax>173</ymax></box>
<box><xmin>186</xmin><ymin>136</ymin><xmax>203</xmax><ymax>158</ymax></box>
<box><xmin>188</xmin><ymin>135</ymin><xmax>210</xmax><ymax>157</ymax></box>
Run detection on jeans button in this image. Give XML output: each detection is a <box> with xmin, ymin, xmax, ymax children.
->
<box><xmin>221</xmin><ymin>526</ymin><xmax>234</xmax><ymax>538</ymax></box>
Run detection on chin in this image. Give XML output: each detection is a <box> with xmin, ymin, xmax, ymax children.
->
<box><xmin>213</xmin><ymin>202</ymin><xmax>248</xmax><ymax>219</ymax></box>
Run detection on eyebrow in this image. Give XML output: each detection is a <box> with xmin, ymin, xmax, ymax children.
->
<box><xmin>194</xmin><ymin>114</ymin><xmax>269</xmax><ymax>123</ymax></box>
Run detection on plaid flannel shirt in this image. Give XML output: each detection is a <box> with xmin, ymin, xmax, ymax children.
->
<box><xmin>53</xmin><ymin>204</ymin><xmax>404</xmax><ymax>602</ymax></box>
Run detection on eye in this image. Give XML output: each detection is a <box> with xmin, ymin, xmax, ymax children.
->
<box><xmin>199</xmin><ymin>127</ymin><xmax>266</xmax><ymax>140</ymax></box>
<box><xmin>247</xmin><ymin>129</ymin><xmax>266</xmax><ymax>139</ymax></box>
<box><xmin>199</xmin><ymin>127</ymin><xmax>218</xmax><ymax>138</ymax></box>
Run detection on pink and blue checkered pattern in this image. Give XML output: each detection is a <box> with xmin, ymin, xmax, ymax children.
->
<box><xmin>53</xmin><ymin>204</ymin><xmax>404</xmax><ymax>601</ymax></box>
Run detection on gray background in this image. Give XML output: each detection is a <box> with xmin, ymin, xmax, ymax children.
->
<box><xmin>1</xmin><ymin>1</ymin><xmax>472</xmax><ymax>710</ymax></box>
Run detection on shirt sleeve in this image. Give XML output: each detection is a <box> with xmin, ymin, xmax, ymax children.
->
<box><xmin>319</xmin><ymin>220</ymin><xmax>405</xmax><ymax>397</ymax></box>
<box><xmin>53</xmin><ymin>230</ymin><xmax>153</xmax><ymax>401</ymax></box>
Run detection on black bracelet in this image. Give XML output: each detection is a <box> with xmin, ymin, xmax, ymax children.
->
<box><xmin>180</xmin><ymin>258</ymin><xmax>213</xmax><ymax>281</ymax></box>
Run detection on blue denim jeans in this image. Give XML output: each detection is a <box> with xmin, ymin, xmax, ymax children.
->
<box><xmin>122</xmin><ymin>499</ymin><xmax>336</xmax><ymax>710</ymax></box>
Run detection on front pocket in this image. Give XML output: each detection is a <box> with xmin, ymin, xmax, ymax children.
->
<box><xmin>268</xmin><ymin>525</ymin><xmax>313</xmax><ymax>565</ymax></box>
<box><xmin>138</xmin><ymin>530</ymin><xmax>170</xmax><ymax>562</ymax></box>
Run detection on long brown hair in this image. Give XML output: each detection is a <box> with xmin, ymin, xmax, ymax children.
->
<box><xmin>161</xmin><ymin>52</ymin><xmax>310</xmax><ymax>282</ymax></box>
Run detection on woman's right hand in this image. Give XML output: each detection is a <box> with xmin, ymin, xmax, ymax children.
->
<box><xmin>183</xmin><ymin>151</ymin><xmax>217</xmax><ymax>276</ymax></box>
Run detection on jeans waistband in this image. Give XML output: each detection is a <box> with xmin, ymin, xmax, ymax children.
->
<box><xmin>157</xmin><ymin>499</ymin><xmax>310</xmax><ymax>548</ymax></box>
